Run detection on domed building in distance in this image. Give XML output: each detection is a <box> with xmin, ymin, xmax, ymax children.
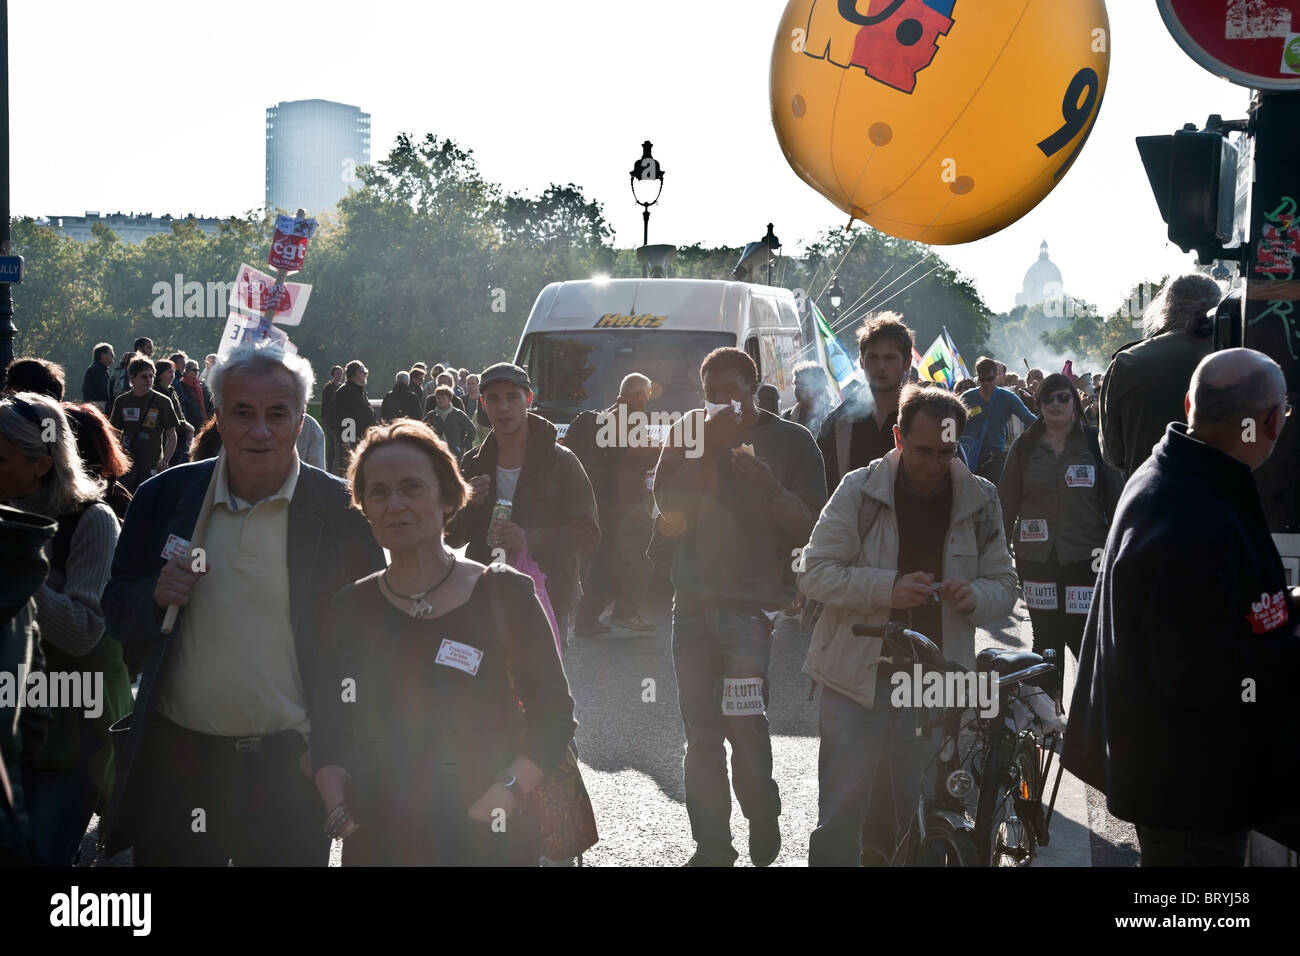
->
<box><xmin>1015</xmin><ymin>240</ymin><xmax>1064</xmax><ymax>309</ymax></box>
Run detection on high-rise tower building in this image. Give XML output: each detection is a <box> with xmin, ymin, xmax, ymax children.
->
<box><xmin>265</xmin><ymin>99</ymin><xmax>371</xmax><ymax>215</ymax></box>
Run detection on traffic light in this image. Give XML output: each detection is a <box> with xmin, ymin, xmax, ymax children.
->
<box><xmin>1137</xmin><ymin>128</ymin><xmax>1240</xmax><ymax>264</ymax></box>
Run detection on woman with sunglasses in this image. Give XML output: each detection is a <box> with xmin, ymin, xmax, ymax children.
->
<box><xmin>0</xmin><ymin>392</ymin><xmax>133</xmax><ymax>865</ymax></box>
<box><xmin>997</xmin><ymin>373</ymin><xmax>1122</xmax><ymax>700</ymax></box>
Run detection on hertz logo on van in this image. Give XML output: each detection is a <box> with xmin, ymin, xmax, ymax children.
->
<box><xmin>594</xmin><ymin>313</ymin><xmax>668</xmax><ymax>328</ymax></box>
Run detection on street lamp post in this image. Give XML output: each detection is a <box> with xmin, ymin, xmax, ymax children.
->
<box><xmin>828</xmin><ymin>274</ymin><xmax>844</xmax><ymax>327</ymax></box>
<box><xmin>0</xmin><ymin>0</ymin><xmax>14</xmax><ymax>382</ymax></box>
<box><xmin>630</xmin><ymin>141</ymin><xmax>664</xmax><ymax>279</ymax></box>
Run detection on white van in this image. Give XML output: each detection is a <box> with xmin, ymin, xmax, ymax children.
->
<box><xmin>513</xmin><ymin>278</ymin><xmax>821</xmax><ymax>432</ymax></box>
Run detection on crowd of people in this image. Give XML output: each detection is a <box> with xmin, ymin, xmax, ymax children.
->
<box><xmin>1</xmin><ymin>269</ymin><xmax>1297</xmax><ymax>867</ymax></box>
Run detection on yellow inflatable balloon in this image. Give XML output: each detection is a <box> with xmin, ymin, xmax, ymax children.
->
<box><xmin>771</xmin><ymin>0</ymin><xmax>1110</xmax><ymax>244</ymax></box>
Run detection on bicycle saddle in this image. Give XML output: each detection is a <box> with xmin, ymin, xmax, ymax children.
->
<box><xmin>976</xmin><ymin>648</ymin><xmax>1044</xmax><ymax>675</ymax></box>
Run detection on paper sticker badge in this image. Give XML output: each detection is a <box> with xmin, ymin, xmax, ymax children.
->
<box><xmin>722</xmin><ymin>676</ymin><xmax>765</xmax><ymax>716</ymax></box>
<box><xmin>1020</xmin><ymin>519</ymin><xmax>1049</xmax><ymax>543</ymax></box>
<box><xmin>161</xmin><ymin>534</ymin><xmax>191</xmax><ymax>562</ymax></box>
<box><xmin>1024</xmin><ymin>581</ymin><xmax>1058</xmax><ymax>611</ymax></box>
<box><xmin>1065</xmin><ymin>585</ymin><xmax>1094</xmax><ymax>615</ymax></box>
<box><xmin>1064</xmin><ymin>464</ymin><xmax>1096</xmax><ymax>488</ymax></box>
<box><xmin>435</xmin><ymin>639</ymin><xmax>484</xmax><ymax>676</ymax></box>
<box><xmin>1247</xmin><ymin>589</ymin><xmax>1289</xmax><ymax>635</ymax></box>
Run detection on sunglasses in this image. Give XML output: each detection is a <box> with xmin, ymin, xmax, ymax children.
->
<box><xmin>1040</xmin><ymin>391</ymin><xmax>1074</xmax><ymax>406</ymax></box>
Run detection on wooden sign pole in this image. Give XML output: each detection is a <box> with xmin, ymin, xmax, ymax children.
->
<box><xmin>159</xmin><ymin>207</ymin><xmax>310</xmax><ymax>634</ymax></box>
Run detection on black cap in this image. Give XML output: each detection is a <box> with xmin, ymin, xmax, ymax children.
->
<box><xmin>479</xmin><ymin>362</ymin><xmax>532</xmax><ymax>391</ymax></box>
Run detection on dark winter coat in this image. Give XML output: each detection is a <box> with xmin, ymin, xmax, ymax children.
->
<box><xmin>381</xmin><ymin>383</ymin><xmax>423</xmax><ymax>422</ymax></box>
<box><xmin>1099</xmin><ymin>328</ymin><xmax>1214</xmax><ymax>479</ymax></box>
<box><xmin>334</xmin><ymin>381</ymin><xmax>376</xmax><ymax>444</ymax></box>
<box><xmin>1062</xmin><ymin>423</ymin><xmax>1300</xmax><ymax>829</ymax></box>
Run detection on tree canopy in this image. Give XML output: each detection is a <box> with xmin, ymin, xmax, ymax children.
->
<box><xmin>10</xmin><ymin>130</ymin><xmax>1158</xmax><ymax>396</ymax></box>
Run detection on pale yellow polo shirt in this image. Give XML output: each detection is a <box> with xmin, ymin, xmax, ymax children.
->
<box><xmin>155</xmin><ymin>451</ymin><xmax>310</xmax><ymax>738</ymax></box>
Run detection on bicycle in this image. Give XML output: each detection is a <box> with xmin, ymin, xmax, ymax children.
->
<box><xmin>850</xmin><ymin>622</ymin><xmax>1066</xmax><ymax>867</ymax></box>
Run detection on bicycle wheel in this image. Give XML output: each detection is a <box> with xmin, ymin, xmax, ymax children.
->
<box><xmin>914</xmin><ymin>819</ymin><xmax>979</xmax><ymax>867</ymax></box>
<box><xmin>990</xmin><ymin>746</ymin><xmax>1039</xmax><ymax>867</ymax></box>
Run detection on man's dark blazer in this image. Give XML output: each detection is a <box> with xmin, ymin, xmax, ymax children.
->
<box><xmin>98</xmin><ymin>457</ymin><xmax>384</xmax><ymax>855</ymax></box>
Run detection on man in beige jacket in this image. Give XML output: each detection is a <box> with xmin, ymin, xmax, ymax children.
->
<box><xmin>799</xmin><ymin>384</ymin><xmax>1018</xmax><ymax>866</ymax></box>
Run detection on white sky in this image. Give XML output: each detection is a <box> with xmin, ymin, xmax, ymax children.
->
<box><xmin>10</xmin><ymin>0</ymin><xmax>1253</xmax><ymax>314</ymax></box>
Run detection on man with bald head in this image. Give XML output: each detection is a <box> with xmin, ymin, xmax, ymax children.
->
<box><xmin>571</xmin><ymin>372</ymin><xmax>659</xmax><ymax>635</ymax></box>
<box><xmin>1064</xmin><ymin>348</ymin><xmax>1300</xmax><ymax>866</ymax></box>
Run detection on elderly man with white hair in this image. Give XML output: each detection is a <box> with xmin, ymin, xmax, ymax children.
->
<box><xmin>100</xmin><ymin>342</ymin><xmax>385</xmax><ymax>865</ymax></box>
<box><xmin>380</xmin><ymin>369</ymin><xmax>422</xmax><ymax>422</ymax></box>
<box><xmin>1065</xmin><ymin>347</ymin><xmax>1300</xmax><ymax>867</ymax></box>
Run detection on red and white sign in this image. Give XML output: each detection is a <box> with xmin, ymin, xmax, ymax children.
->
<box><xmin>1255</xmin><ymin>221</ymin><xmax>1300</xmax><ymax>275</ymax></box>
<box><xmin>1158</xmin><ymin>0</ymin><xmax>1300</xmax><ymax>90</ymax></box>
<box><xmin>1246</xmin><ymin>588</ymin><xmax>1290</xmax><ymax>634</ymax></box>
<box><xmin>228</xmin><ymin>263</ymin><xmax>312</xmax><ymax>325</ymax></box>
<box><xmin>267</xmin><ymin>214</ymin><xmax>318</xmax><ymax>272</ymax></box>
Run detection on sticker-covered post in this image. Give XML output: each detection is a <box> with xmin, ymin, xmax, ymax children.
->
<box><xmin>1243</xmin><ymin>93</ymin><xmax>1300</xmax><ymax>555</ymax></box>
<box><xmin>1154</xmin><ymin>0</ymin><xmax>1300</xmax><ymax>550</ymax></box>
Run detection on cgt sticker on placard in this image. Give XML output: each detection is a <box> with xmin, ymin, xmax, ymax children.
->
<box><xmin>1065</xmin><ymin>585</ymin><xmax>1094</xmax><ymax>615</ymax></box>
<box><xmin>722</xmin><ymin>677</ymin><xmax>766</xmax><ymax>717</ymax></box>
<box><xmin>435</xmin><ymin>639</ymin><xmax>483</xmax><ymax>677</ymax></box>
<box><xmin>1024</xmin><ymin>581</ymin><xmax>1058</xmax><ymax>611</ymax></box>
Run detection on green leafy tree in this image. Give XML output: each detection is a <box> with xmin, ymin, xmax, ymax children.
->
<box><xmin>796</xmin><ymin>227</ymin><xmax>990</xmax><ymax>360</ymax></box>
<box><xmin>1038</xmin><ymin>277</ymin><xmax>1168</xmax><ymax>369</ymax></box>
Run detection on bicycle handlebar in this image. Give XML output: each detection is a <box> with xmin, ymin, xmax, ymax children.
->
<box><xmin>851</xmin><ymin>621</ymin><xmax>947</xmax><ymax>671</ymax></box>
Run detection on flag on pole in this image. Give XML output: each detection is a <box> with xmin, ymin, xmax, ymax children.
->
<box><xmin>917</xmin><ymin>333</ymin><xmax>958</xmax><ymax>389</ymax></box>
<box><xmin>942</xmin><ymin>327</ymin><xmax>972</xmax><ymax>382</ymax></box>
<box><xmin>811</xmin><ymin>300</ymin><xmax>860</xmax><ymax>398</ymax></box>
<box><xmin>911</xmin><ymin>345</ymin><xmax>923</xmax><ymax>370</ymax></box>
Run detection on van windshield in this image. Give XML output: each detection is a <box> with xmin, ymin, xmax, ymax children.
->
<box><xmin>517</xmin><ymin>330</ymin><xmax>734</xmax><ymax>422</ymax></box>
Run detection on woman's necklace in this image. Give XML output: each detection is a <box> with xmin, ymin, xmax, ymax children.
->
<box><xmin>383</xmin><ymin>557</ymin><xmax>457</xmax><ymax>619</ymax></box>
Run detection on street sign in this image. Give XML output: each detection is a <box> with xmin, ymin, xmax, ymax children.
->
<box><xmin>1157</xmin><ymin>0</ymin><xmax>1300</xmax><ymax>91</ymax></box>
<box><xmin>0</xmin><ymin>255</ymin><xmax>23</xmax><ymax>283</ymax></box>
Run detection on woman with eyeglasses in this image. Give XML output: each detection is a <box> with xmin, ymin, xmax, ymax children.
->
<box><xmin>310</xmin><ymin>419</ymin><xmax>576</xmax><ymax>865</ymax></box>
<box><xmin>0</xmin><ymin>392</ymin><xmax>133</xmax><ymax>865</ymax></box>
<box><xmin>997</xmin><ymin>373</ymin><xmax>1122</xmax><ymax>700</ymax></box>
